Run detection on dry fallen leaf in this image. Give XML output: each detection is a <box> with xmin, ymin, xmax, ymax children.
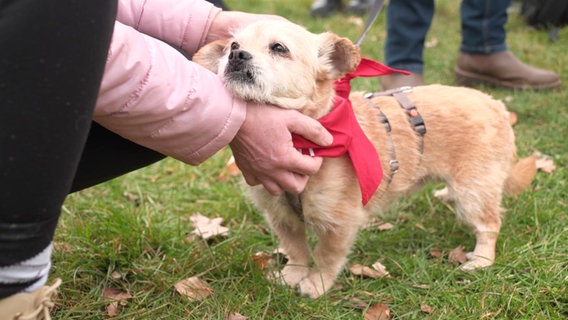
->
<box><xmin>347</xmin><ymin>16</ymin><xmax>364</xmax><ymax>27</ymax></box>
<box><xmin>218</xmin><ymin>156</ymin><xmax>241</xmax><ymax>182</ymax></box>
<box><xmin>364</xmin><ymin>303</ymin><xmax>391</xmax><ymax>320</ymax></box>
<box><xmin>364</xmin><ymin>217</ymin><xmax>395</xmax><ymax>231</ymax></box>
<box><xmin>52</xmin><ymin>242</ymin><xmax>72</xmax><ymax>253</ymax></box>
<box><xmin>102</xmin><ymin>287</ymin><xmax>132</xmax><ymax>317</ymax></box>
<box><xmin>412</xmin><ymin>284</ymin><xmax>431</xmax><ymax>289</ymax></box>
<box><xmin>272</xmin><ymin>247</ymin><xmax>288</xmax><ymax>257</ymax></box>
<box><xmin>252</xmin><ymin>248</ymin><xmax>289</xmax><ymax>270</ymax></box>
<box><xmin>377</xmin><ymin>222</ymin><xmax>394</xmax><ymax>231</ymax></box>
<box><xmin>429</xmin><ymin>249</ymin><xmax>443</xmax><ymax>258</ymax></box>
<box><xmin>347</xmin><ymin>297</ymin><xmax>368</xmax><ymax>309</ymax></box>
<box><xmin>123</xmin><ymin>192</ymin><xmax>141</xmax><ymax>206</ymax></box>
<box><xmin>448</xmin><ymin>245</ymin><xmax>468</xmax><ymax>265</ymax></box>
<box><xmin>371</xmin><ymin>261</ymin><xmax>390</xmax><ymax>278</ymax></box>
<box><xmin>425</xmin><ymin>37</ymin><xmax>439</xmax><ymax>48</ymax></box>
<box><xmin>110</xmin><ymin>271</ymin><xmax>123</xmax><ymax>280</ymax></box>
<box><xmin>350</xmin><ymin>264</ymin><xmax>376</xmax><ymax>278</ymax></box>
<box><xmin>420</xmin><ymin>303</ymin><xmax>435</xmax><ymax>314</ymax></box>
<box><xmin>533</xmin><ymin>151</ymin><xmax>556</xmax><ymax>173</ymax></box>
<box><xmin>174</xmin><ymin>276</ymin><xmax>214</xmax><ymax>301</ymax></box>
<box><xmin>508</xmin><ymin>111</ymin><xmax>518</xmax><ymax>126</ymax></box>
<box><xmin>252</xmin><ymin>251</ymin><xmax>273</xmax><ymax>270</ymax></box>
<box><xmin>350</xmin><ymin>261</ymin><xmax>390</xmax><ymax>279</ymax></box>
<box><xmin>190</xmin><ymin>213</ymin><xmax>229</xmax><ymax>240</ymax></box>
<box><xmin>364</xmin><ymin>217</ymin><xmax>382</xmax><ymax>229</ymax></box>
<box><xmin>225</xmin><ymin>312</ymin><xmax>248</xmax><ymax>320</ymax></box>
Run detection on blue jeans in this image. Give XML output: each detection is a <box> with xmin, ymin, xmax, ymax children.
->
<box><xmin>384</xmin><ymin>0</ymin><xmax>511</xmax><ymax>74</ymax></box>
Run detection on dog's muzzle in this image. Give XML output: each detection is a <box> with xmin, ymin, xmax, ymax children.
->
<box><xmin>225</xmin><ymin>49</ymin><xmax>255</xmax><ymax>83</ymax></box>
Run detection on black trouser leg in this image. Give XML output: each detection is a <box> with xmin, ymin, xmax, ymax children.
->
<box><xmin>0</xmin><ymin>0</ymin><xmax>117</xmax><ymax>298</ymax></box>
<box><xmin>71</xmin><ymin>123</ymin><xmax>166</xmax><ymax>193</ymax></box>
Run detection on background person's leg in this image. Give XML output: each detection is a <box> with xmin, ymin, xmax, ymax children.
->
<box><xmin>384</xmin><ymin>0</ymin><xmax>435</xmax><ymax>73</ymax></box>
<box><xmin>0</xmin><ymin>0</ymin><xmax>117</xmax><ymax>298</ymax></box>
<box><xmin>456</xmin><ymin>0</ymin><xmax>560</xmax><ymax>89</ymax></box>
<box><xmin>382</xmin><ymin>0</ymin><xmax>433</xmax><ymax>89</ymax></box>
<box><xmin>460</xmin><ymin>0</ymin><xmax>509</xmax><ymax>54</ymax></box>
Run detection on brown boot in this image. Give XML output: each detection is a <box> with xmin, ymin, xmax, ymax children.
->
<box><xmin>0</xmin><ymin>278</ymin><xmax>61</xmax><ymax>320</ymax></box>
<box><xmin>380</xmin><ymin>73</ymin><xmax>425</xmax><ymax>91</ymax></box>
<box><xmin>455</xmin><ymin>51</ymin><xmax>560</xmax><ymax>90</ymax></box>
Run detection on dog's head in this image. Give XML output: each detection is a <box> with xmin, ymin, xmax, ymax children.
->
<box><xmin>193</xmin><ymin>20</ymin><xmax>361</xmax><ymax>117</ymax></box>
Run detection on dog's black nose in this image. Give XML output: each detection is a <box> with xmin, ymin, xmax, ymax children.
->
<box><xmin>229</xmin><ymin>49</ymin><xmax>252</xmax><ymax>61</ymax></box>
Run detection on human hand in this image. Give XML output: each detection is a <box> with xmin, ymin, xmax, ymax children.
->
<box><xmin>205</xmin><ymin>11</ymin><xmax>287</xmax><ymax>44</ymax></box>
<box><xmin>229</xmin><ymin>103</ymin><xmax>333</xmax><ymax>196</ymax></box>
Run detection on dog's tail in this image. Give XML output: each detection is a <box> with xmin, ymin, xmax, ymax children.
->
<box><xmin>504</xmin><ymin>156</ymin><xmax>537</xmax><ymax>196</ymax></box>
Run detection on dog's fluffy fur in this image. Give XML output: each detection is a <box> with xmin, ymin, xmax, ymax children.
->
<box><xmin>193</xmin><ymin>20</ymin><xmax>537</xmax><ymax>298</ymax></box>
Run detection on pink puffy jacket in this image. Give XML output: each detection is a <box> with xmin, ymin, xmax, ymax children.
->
<box><xmin>94</xmin><ymin>0</ymin><xmax>246</xmax><ymax>165</ymax></box>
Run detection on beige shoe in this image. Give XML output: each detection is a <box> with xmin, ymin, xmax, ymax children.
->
<box><xmin>0</xmin><ymin>278</ymin><xmax>61</xmax><ymax>320</ymax></box>
<box><xmin>380</xmin><ymin>73</ymin><xmax>425</xmax><ymax>91</ymax></box>
<box><xmin>455</xmin><ymin>51</ymin><xmax>561</xmax><ymax>90</ymax></box>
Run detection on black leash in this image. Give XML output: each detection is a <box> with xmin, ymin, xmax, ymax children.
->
<box><xmin>354</xmin><ymin>0</ymin><xmax>386</xmax><ymax>48</ymax></box>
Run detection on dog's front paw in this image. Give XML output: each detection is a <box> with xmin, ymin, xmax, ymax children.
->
<box><xmin>297</xmin><ymin>272</ymin><xmax>332</xmax><ymax>299</ymax></box>
<box><xmin>281</xmin><ymin>265</ymin><xmax>310</xmax><ymax>287</ymax></box>
<box><xmin>460</xmin><ymin>252</ymin><xmax>494</xmax><ymax>271</ymax></box>
<box><xmin>267</xmin><ymin>265</ymin><xmax>309</xmax><ymax>287</ymax></box>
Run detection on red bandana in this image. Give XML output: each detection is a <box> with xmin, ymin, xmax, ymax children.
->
<box><xmin>292</xmin><ymin>58</ymin><xmax>409</xmax><ymax>205</ymax></box>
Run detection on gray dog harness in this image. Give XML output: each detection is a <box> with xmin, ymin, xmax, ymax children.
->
<box><xmin>363</xmin><ymin>86</ymin><xmax>427</xmax><ymax>187</ymax></box>
<box><xmin>286</xmin><ymin>86</ymin><xmax>427</xmax><ymax>221</ymax></box>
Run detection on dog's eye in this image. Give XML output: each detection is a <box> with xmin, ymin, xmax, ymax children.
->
<box><xmin>230</xmin><ymin>42</ymin><xmax>239</xmax><ymax>50</ymax></box>
<box><xmin>270</xmin><ymin>42</ymin><xmax>289</xmax><ymax>54</ymax></box>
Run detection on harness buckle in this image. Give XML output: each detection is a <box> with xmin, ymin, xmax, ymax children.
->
<box><xmin>408</xmin><ymin>112</ymin><xmax>426</xmax><ymax>135</ymax></box>
<box><xmin>378</xmin><ymin>112</ymin><xmax>392</xmax><ymax>132</ymax></box>
<box><xmin>389</xmin><ymin>159</ymin><xmax>399</xmax><ymax>173</ymax></box>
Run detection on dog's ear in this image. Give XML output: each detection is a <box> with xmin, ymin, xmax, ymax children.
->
<box><xmin>193</xmin><ymin>39</ymin><xmax>230</xmax><ymax>73</ymax></box>
<box><xmin>317</xmin><ymin>33</ymin><xmax>361</xmax><ymax>80</ymax></box>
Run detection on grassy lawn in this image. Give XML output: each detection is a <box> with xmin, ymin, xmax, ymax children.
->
<box><xmin>52</xmin><ymin>0</ymin><xmax>567</xmax><ymax>318</ymax></box>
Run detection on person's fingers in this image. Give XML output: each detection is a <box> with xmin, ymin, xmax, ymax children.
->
<box><xmin>239</xmin><ymin>158</ymin><xmax>312</xmax><ymax>195</ymax></box>
<box><xmin>229</xmin><ymin>103</ymin><xmax>330</xmax><ymax>196</ymax></box>
<box><xmin>285</xmin><ymin>173</ymin><xmax>310</xmax><ymax>194</ymax></box>
<box><xmin>240</xmin><ymin>170</ymin><xmax>261</xmax><ymax>186</ymax></box>
<box><xmin>287</xmin><ymin>114</ymin><xmax>333</xmax><ymax>146</ymax></box>
<box><xmin>263</xmin><ymin>172</ymin><xmax>308</xmax><ymax>195</ymax></box>
<box><xmin>238</xmin><ymin>160</ymin><xmax>286</xmax><ymax>195</ymax></box>
<box><xmin>258</xmin><ymin>179</ymin><xmax>284</xmax><ymax>196</ymax></box>
<box><xmin>285</xmin><ymin>151</ymin><xmax>324</xmax><ymax>176</ymax></box>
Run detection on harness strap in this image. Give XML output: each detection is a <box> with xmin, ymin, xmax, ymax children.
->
<box><xmin>392</xmin><ymin>92</ymin><xmax>426</xmax><ymax>134</ymax></box>
<box><xmin>365</xmin><ymin>86</ymin><xmax>426</xmax><ymax>152</ymax></box>
<box><xmin>363</xmin><ymin>98</ymin><xmax>398</xmax><ymax>188</ymax></box>
<box><xmin>364</xmin><ymin>86</ymin><xmax>427</xmax><ymax>187</ymax></box>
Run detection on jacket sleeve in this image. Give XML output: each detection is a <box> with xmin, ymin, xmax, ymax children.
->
<box><xmin>116</xmin><ymin>0</ymin><xmax>220</xmax><ymax>57</ymax></box>
<box><xmin>94</xmin><ymin>21</ymin><xmax>246</xmax><ymax>165</ymax></box>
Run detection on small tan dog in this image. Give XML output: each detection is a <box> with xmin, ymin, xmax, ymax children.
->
<box><xmin>194</xmin><ymin>20</ymin><xmax>537</xmax><ymax>298</ymax></box>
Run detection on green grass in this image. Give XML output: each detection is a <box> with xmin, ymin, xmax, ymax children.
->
<box><xmin>52</xmin><ymin>1</ymin><xmax>567</xmax><ymax>318</ymax></box>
